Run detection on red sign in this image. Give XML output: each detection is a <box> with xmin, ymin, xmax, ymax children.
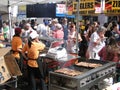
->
<box><xmin>105</xmin><ymin>0</ymin><xmax>112</xmax><ymax>10</ymax></box>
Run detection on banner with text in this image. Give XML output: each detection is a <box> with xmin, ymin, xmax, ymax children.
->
<box><xmin>73</xmin><ymin>0</ymin><xmax>96</xmax><ymax>15</ymax></box>
<box><xmin>104</xmin><ymin>0</ymin><xmax>120</xmax><ymax>15</ymax></box>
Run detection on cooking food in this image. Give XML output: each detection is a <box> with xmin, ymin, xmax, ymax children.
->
<box><xmin>88</xmin><ymin>63</ymin><xmax>102</xmax><ymax>68</ymax></box>
<box><xmin>76</xmin><ymin>62</ymin><xmax>102</xmax><ymax>68</ymax></box>
<box><xmin>55</xmin><ymin>68</ymin><xmax>82</xmax><ymax>76</ymax></box>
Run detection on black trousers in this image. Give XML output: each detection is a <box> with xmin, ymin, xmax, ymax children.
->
<box><xmin>28</xmin><ymin>66</ymin><xmax>47</xmax><ymax>90</ymax></box>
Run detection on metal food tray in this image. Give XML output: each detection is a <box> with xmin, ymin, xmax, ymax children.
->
<box><xmin>49</xmin><ymin>59</ymin><xmax>117</xmax><ymax>90</ymax></box>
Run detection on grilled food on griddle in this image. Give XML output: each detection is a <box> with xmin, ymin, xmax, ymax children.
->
<box><xmin>55</xmin><ymin>68</ymin><xmax>82</xmax><ymax>76</ymax></box>
<box><xmin>76</xmin><ymin>62</ymin><xmax>102</xmax><ymax>68</ymax></box>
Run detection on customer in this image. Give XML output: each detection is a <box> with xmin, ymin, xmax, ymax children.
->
<box><xmin>22</xmin><ymin>31</ymin><xmax>46</xmax><ymax>90</ymax></box>
<box><xmin>98</xmin><ymin>37</ymin><xmax>120</xmax><ymax>89</ymax></box>
<box><xmin>22</xmin><ymin>23</ymin><xmax>36</xmax><ymax>43</ymax></box>
<box><xmin>111</xmin><ymin>22</ymin><xmax>120</xmax><ymax>39</ymax></box>
<box><xmin>87</xmin><ymin>26</ymin><xmax>106</xmax><ymax>60</ymax></box>
<box><xmin>52</xmin><ymin>23</ymin><xmax>64</xmax><ymax>47</ymax></box>
<box><xmin>1</xmin><ymin>21</ymin><xmax>10</xmax><ymax>42</ymax></box>
<box><xmin>99</xmin><ymin>37</ymin><xmax>120</xmax><ymax>62</ymax></box>
<box><xmin>62</xmin><ymin>18</ymin><xmax>68</xmax><ymax>48</ymax></box>
<box><xmin>67</xmin><ymin>23</ymin><xmax>82</xmax><ymax>53</ymax></box>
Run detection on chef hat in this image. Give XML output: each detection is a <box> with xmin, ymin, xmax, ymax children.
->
<box><xmin>29</xmin><ymin>31</ymin><xmax>39</xmax><ymax>39</ymax></box>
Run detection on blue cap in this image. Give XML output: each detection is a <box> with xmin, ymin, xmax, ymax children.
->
<box><xmin>43</xmin><ymin>19</ymin><xmax>49</xmax><ymax>25</ymax></box>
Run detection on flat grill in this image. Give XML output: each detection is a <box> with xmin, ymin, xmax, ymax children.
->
<box><xmin>49</xmin><ymin>59</ymin><xmax>116</xmax><ymax>90</ymax></box>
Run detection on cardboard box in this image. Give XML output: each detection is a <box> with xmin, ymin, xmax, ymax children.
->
<box><xmin>0</xmin><ymin>56</ymin><xmax>11</xmax><ymax>84</ymax></box>
<box><xmin>0</xmin><ymin>47</ymin><xmax>22</xmax><ymax>84</ymax></box>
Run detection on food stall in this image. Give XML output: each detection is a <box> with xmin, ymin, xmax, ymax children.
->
<box><xmin>38</xmin><ymin>36</ymin><xmax>117</xmax><ymax>90</ymax></box>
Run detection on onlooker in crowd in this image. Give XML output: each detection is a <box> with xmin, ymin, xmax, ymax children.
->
<box><xmin>78</xmin><ymin>35</ymin><xmax>88</xmax><ymax>58</ymax></box>
<box><xmin>37</xmin><ymin>19</ymin><xmax>51</xmax><ymax>37</ymax></box>
<box><xmin>62</xmin><ymin>18</ymin><xmax>68</xmax><ymax>48</ymax></box>
<box><xmin>0</xmin><ymin>28</ymin><xmax>4</xmax><ymax>41</ymax></box>
<box><xmin>33</xmin><ymin>19</ymin><xmax>38</xmax><ymax>30</ymax></box>
<box><xmin>98</xmin><ymin>37</ymin><xmax>120</xmax><ymax>89</ymax></box>
<box><xmin>31</xmin><ymin>19</ymin><xmax>36</xmax><ymax>30</ymax></box>
<box><xmin>22</xmin><ymin>23</ymin><xmax>36</xmax><ymax>43</ymax></box>
<box><xmin>85</xmin><ymin>20</ymin><xmax>90</xmax><ymax>31</ymax></box>
<box><xmin>22</xmin><ymin>31</ymin><xmax>46</xmax><ymax>90</ymax></box>
<box><xmin>19</xmin><ymin>20</ymin><xmax>26</xmax><ymax>29</ymax></box>
<box><xmin>86</xmin><ymin>26</ymin><xmax>106</xmax><ymax>60</ymax></box>
<box><xmin>111</xmin><ymin>22</ymin><xmax>120</xmax><ymax>39</ymax></box>
<box><xmin>99</xmin><ymin>37</ymin><xmax>120</xmax><ymax>62</ymax></box>
<box><xmin>79</xmin><ymin>20</ymin><xmax>85</xmax><ymax>35</ymax></box>
<box><xmin>92</xmin><ymin>21</ymin><xmax>100</xmax><ymax>32</ymax></box>
<box><xmin>37</xmin><ymin>19</ymin><xmax>51</xmax><ymax>47</ymax></box>
<box><xmin>52</xmin><ymin>23</ymin><xmax>64</xmax><ymax>47</ymax></box>
<box><xmin>1</xmin><ymin>21</ymin><xmax>10</xmax><ymax>42</ymax></box>
<box><xmin>67</xmin><ymin>23</ymin><xmax>82</xmax><ymax>53</ymax></box>
<box><xmin>50</xmin><ymin>18</ymin><xmax>58</xmax><ymax>31</ymax></box>
<box><xmin>85</xmin><ymin>24</ymin><xmax>95</xmax><ymax>42</ymax></box>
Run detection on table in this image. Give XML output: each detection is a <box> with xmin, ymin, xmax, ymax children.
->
<box><xmin>40</xmin><ymin>53</ymin><xmax>80</xmax><ymax>69</ymax></box>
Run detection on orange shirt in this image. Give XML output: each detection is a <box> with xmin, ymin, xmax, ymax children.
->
<box><xmin>22</xmin><ymin>41</ymin><xmax>45</xmax><ymax>68</ymax></box>
<box><xmin>11</xmin><ymin>36</ymin><xmax>22</xmax><ymax>59</ymax></box>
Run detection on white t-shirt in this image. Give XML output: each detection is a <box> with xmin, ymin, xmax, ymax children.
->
<box><xmin>88</xmin><ymin>31</ymin><xmax>105</xmax><ymax>59</ymax></box>
<box><xmin>22</xmin><ymin>28</ymin><xmax>36</xmax><ymax>38</ymax></box>
<box><xmin>37</xmin><ymin>24</ymin><xmax>50</xmax><ymax>37</ymax></box>
<box><xmin>88</xmin><ymin>31</ymin><xmax>105</xmax><ymax>53</ymax></box>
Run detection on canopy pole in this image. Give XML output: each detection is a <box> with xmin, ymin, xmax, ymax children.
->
<box><xmin>76</xmin><ymin>0</ymin><xmax>80</xmax><ymax>55</ymax></box>
<box><xmin>8</xmin><ymin>0</ymin><xmax>12</xmax><ymax>42</ymax></box>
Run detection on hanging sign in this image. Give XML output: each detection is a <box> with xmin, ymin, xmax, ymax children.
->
<box><xmin>104</xmin><ymin>0</ymin><xmax>120</xmax><ymax>14</ymax></box>
<box><xmin>95</xmin><ymin>0</ymin><xmax>101</xmax><ymax>13</ymax></box>
<box><xmin>56</xmin><ymin>4</ymin><xmax>66</xmax><ymax>14</ymax></box>
<box><xmin>73</xmin><ymin>0</ymin><xmax>95</xmax><ymax>15</ymax></box>
<box><xmin>112</xmin><ymin>0</ymin><xmax>120</xmax><ymax>9</ymax></box>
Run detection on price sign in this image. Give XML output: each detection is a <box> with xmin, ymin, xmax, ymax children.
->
<box><xmin>112</xmin><ymin>0</ymin><xmax>120</xmax><ymax>9</ymax></box>
<box><xmin>104</xmin><ymin>0</ymin><xmax>120</xmax><ymax>15</ymax></box>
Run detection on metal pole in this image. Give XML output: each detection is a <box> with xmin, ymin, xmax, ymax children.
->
<box><xmin>8</xmin><ymin>0</ymin><xmax>12</xmax><ymax>41</ymax></box>
<box><xmin>76</xmin><ymin>0</ymin><xmax>80</xmax><ymax>55</ymax></box>
<box><xmin>65</xmin><ymin>0</ymin><xmax>68</xmax><ymax>18</ymax></box>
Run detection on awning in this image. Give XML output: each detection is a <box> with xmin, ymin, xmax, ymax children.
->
<box><xmin>56</xmin><ymin>14</ymin><xmax>75</xmax><ymax>18</ymax></box>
